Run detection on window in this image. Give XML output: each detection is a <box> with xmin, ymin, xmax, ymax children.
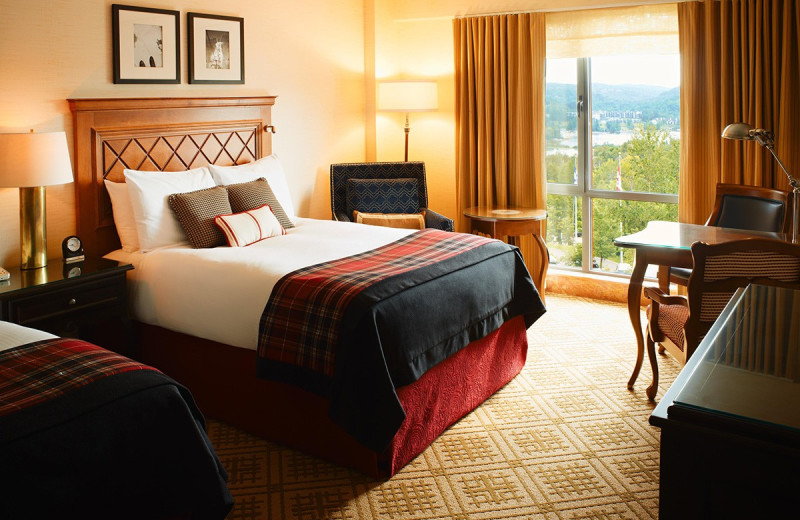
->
<box><xmin>544</xmin><ymin>5</ymin><xmax>680</xmax><ymax>276</ymax></box>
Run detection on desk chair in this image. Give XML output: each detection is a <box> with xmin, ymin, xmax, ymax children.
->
<box><xmin>644</xmin><ymin>238</ymin><xmax>800</xmax><ymax>400</ymax></box>
<box><xmin>330</xmin><ymin>162</ymin><xmax>454</xmax><ymax>231</ymax></box>
<box><xmin>659</xmin><ymin>183</ymin><xmax>791</xmax><ymax>290</ymax></box>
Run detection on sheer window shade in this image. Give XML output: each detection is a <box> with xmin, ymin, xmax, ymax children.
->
<box><xmin>546</xmin><ymin>4</ymin><xmax>679</xmax><ymax>58</ymax></box>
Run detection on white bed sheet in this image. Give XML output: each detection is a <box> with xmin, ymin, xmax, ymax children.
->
<box><xmin>106</xmin><ymin>218</ymin><xmax>415</xmax><ymax>351</ymax></box>
<box><xmin>0</xmin><ymin>321</ymin><xmax>57</xmax><ymax>353</ymax></box>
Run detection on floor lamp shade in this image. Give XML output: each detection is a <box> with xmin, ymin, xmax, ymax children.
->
<box><xmin>0</xmin><ymin>131</ymin><xmax>74</xmax><ymax>269</ymax></box>
<box><xmin>378</xmin><ymin>81</ymin><xmax>438</xmax><ymax>161</ymax></box>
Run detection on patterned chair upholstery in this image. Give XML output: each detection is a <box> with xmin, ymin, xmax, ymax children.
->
<box><xmin>643</xmin><ymin>238</ymin><xmax>800</xmax><ymax>400</ymax></box>
<box><xmin>330</xmin><ymin>162</ymin><xmax>454</xmax><ymax>231</ymax></box>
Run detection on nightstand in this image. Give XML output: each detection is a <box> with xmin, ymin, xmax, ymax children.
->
<box><xmin>0</xmin><ymin>258</ymin><xmax>133</xmax><ymax>352</ymax></box>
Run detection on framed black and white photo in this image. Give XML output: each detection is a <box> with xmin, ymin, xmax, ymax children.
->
<box><xmin>188</xmin><ymin>13</ymin><xmax>244</xmax><ymax>84</ymax></box>
<box><xmin>112</xmin><ymin>4</ymin><xmax>180</xmax><ymax>84</ymax></box>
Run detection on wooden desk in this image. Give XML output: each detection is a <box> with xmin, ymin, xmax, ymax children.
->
<box><xmin>650</xmin><ymin>284</ymin><xmax>800</xmax><ymax>519</ymax></box>
<box><xmin>613</xmin><ymin>221</ymin><xmax>783</xmax><ymax>397</ymax></box>
<box><xmin>464</xmin><ymin>206</ymin><xmax>548</xmax><ymax>299</ymax></box>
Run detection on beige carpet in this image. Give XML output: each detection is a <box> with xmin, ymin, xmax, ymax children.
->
<box><xmin>206</xmin><ymin>294</ymin><xmax>682</xmax><ymax>520</ymax></box>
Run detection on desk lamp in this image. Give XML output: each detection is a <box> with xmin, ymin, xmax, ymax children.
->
<box><xmin>722</xmin><ymin>123</ymin><xmax>799</xmax><ymax>244</ymax></box>
<box><xmin>378</xmin><ymin>81</ymin><xmax>438</xmax><ymax>161</ymax></box>
<box><xmin>0</xmin><ymin>131</ymin><xmax>74</xmax><ymax>269</ymax></box>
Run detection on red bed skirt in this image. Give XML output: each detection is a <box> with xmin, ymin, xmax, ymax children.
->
<box><xmin>136</xmin><ymin>315</ymin><xmax>528</xmax><ymax>478</ymax></box>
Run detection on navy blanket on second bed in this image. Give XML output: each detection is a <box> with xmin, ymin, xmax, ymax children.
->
<box><xmin>0</xmin><ymin>337</ymin><xmax>233</xmax><ymax>520</ymax></box>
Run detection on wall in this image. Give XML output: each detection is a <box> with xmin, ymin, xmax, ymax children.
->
<box><xmin>0</xmin><ymin>0</ymin><xmax>366</xmax><ymax>267</ymax></box>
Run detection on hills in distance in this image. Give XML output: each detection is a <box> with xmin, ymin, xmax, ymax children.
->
<box><xmin>546</xmin><ymin>82</ymin><xmax>679</xmax><ymax>121</ymax></box>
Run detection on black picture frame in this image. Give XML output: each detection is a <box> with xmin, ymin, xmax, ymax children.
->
<box><xmin>187</xmin><ymin>12</ymin><xmax>245</xmax><ymax>85</ymax></box>
<box><xmin>112</xmin><ymin>4</ymin><xmax>180</xmax><ymax>84</ymax></box>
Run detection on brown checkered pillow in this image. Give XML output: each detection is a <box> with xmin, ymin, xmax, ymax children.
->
<box><xmin>168</xmin><ymin>186</ymin><xmax>232</xmax><ymax>248</ymax></box>
<box><xmin>226</xmin><ymin>178</ymin><xmax>295</xmax><ymax>229</ymax></box>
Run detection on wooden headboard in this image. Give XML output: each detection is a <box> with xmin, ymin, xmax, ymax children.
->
<box><xmin>68</xmin><ymin>96</ymin><xmax>276</xmax><ymax>258</ymax></box>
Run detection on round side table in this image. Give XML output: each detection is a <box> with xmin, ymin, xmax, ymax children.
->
<box><xmin>463</xmin><ymin>205</ymin><xmax>549</xmax><ymax>300</ymax></box>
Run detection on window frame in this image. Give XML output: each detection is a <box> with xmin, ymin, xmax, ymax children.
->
<box><xmin>546</xmin><ymin>57</ymin><xmax>679</xmax><ymax>274</ymax></box>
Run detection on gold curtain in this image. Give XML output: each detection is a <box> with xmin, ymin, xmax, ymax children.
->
<box><xmin>453</xmin><ymin>13</ymin><xmax>546</xmax><ymax>278</ymax></box>
<box><xmin>678</xmin><ymin>0</ymin><xmax>800</xmax><ymax>224</ymax></box>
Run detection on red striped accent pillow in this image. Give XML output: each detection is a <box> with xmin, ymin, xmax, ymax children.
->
<box><xmin>214</xmin><ymin>204</ymin><xmax>286</xmax><ymax>247</ymax></box>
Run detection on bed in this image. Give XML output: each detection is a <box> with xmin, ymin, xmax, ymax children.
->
<box><xmin>68</xmin><ymin>96</ymin><xmax>546</xmax><ymax>478</ymax></box>
<box><xmin>0</xmin><ymin>320</ymin><xmax>233</xmax><ymax>519</ymax></box>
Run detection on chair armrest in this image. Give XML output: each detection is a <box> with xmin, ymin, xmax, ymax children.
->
<box><xmin>334</xmin><ymin>210</ymin><xmax>352</xmax><ymax>222</ymax></box>
<box><xmin>424</xmin><ymin>209</ymin><xmax>454</xmax><ymax>232</ymax></box>
<box><xmin>643</xmin><ymin>286</ymin><xmax>687</xmax><ymax>307</ymax></box>
<box><xmin>644</xmin><ymin>285</ymin><xmax>688</xmax><ymax>344</ymax></box>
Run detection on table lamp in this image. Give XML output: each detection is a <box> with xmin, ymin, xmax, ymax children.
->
<box><xmin>721</xmin><ymin>122</ymin><xmax>800</xmax><ymax>244</ymax></box>
<box><xmin>378</xmin><ymin>80</ymin><xmax>438</xmax><ymax>161</ymax></box>
<box><xmin>0</xmin><ymin>131</ymin><xmax>74</xmax><ymax>269</ymax></box>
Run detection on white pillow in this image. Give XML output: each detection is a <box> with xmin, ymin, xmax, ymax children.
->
<box><xmin>104</xmin><ymin>180</ymin><xmax>140</xmax><ymax>252</ymax></box>
<box><xmin>208</xmin><ymin>154</ymin><xmax>295</xmax><ymax>217</ymax></box>
<box><xmin>124</xmin><ymin>167</ymin><xmax>215</xmax><ymax>252</ymax></box>
<box><xmin>214</xmin><ymin>204</ymin><xmax>286</xmax><ymax>247</ymax></box>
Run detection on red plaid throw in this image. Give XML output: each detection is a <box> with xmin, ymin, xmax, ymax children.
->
<box><xmin>0</xmin><ymin>338</ymin><xmax>158</xmax><ymax>417</ymax></box>
<box><xmin>258</xmin><ymin>228</ymin><xmax>494</xmax><ymax>377</ymax></box>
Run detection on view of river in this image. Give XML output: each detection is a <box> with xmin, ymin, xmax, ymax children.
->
<box><xmin>547</xmin><ymin>130</ymin><xmax>681</xmax><ymax>156</ymax></box>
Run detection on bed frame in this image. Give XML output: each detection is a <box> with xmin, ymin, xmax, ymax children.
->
<box><xmin>68</xmin><ymin>97</ymin><xmax>529</xmax><ymax>477</ymax></box>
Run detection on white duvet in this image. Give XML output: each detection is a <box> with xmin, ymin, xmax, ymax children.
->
<box><xmin>106</xmin><ymin>218</ymin><xmax>414</xmax><ymax>351</ymax></box>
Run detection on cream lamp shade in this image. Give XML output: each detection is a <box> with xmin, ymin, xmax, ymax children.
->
<box><xmin>378</xmin><ymin>81</ymin><xmax>438</xmax><ymax>161</ymax></box>
<box><xmin>0</xmin><ymin>131</ymin><xmax>74</xmax><ymax>269</ymax></box>
<box><xmin>0</xmin><ymin>131</ymin><xmax>74</xmax><ymax>188</ymax></box>
<box><xmin>378</xmin><ymin>81</ymin><xmax>438</xmax><ymax>112</ymax></box>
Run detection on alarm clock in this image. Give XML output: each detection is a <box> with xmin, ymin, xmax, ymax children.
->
<box><xmin>62</xmin><ymin>235</ymin><xmax>85</xmax><ymax>264</ymax></box>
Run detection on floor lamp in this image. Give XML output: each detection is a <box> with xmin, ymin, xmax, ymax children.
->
<box><xmin>378</xmin><ymin>81</ymin><xmax>438</xmax><ymax>161</ymax></box>
<box><xmin>0</xmin><ymin>131</ymin><xmax>74</xmax><ymax>269</ymax></box>
<box><xmin>722</xmin><ymin>123</ymin><xmax>800</xmax><ymax>244</ymax></box>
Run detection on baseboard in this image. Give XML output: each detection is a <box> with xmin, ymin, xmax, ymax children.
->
<box><xmin>546</xmin><ymin>270</ymin><xmax>649</xmax><ymax>307</ymax></box>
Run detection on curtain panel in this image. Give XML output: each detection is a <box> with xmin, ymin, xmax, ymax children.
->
<box><xmin>678</xmin><ymin>0</ymin><xmax>800</xmax><ymax>224</ymax></box>
<box><xmin>453</xmin><ymin>13</ymin><xmax>546</xmax><ymax>278</ymax></box>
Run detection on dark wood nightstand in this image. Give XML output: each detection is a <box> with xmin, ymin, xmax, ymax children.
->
<box><xmin>0</xmin><ymin>258</ymin><xmax>133</xmax><ymax>352</ymax></box>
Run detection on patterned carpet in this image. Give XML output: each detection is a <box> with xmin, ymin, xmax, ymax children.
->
<box><xmin>206</xmin><ymin>294</ymin><xmax>682</xmax><ymax>520</ymax></box>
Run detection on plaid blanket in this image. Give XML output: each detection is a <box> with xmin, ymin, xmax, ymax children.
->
<box><xmin>1</xmin><ymin>337</ymin><xmax>233</xmax><ymax>519</ymax></box>
<box><xmin>0</xmin><ymin>338</ymin><xmax>158</xmax><ymax>417</ymax></box>
<box><xmin>257</xmin><ymin>228</ymin><xmax>493</xmax><ymax>378</ymax></box>
<box><xmin>256</xmin><ymin>228</ymin><xmax>546</xmax><ymax>451</ymax></box>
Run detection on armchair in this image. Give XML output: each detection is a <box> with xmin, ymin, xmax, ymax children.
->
<box><xmin>644</xmin><ymin>238</ymin><xmax>800</xmax><ymax>400</ymax></box>
<box><xmin>330</xmin><ymin>162</ymin><xmax>454</xmax><ymax>231</ymax></box>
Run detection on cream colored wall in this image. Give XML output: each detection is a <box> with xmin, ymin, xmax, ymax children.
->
<box><xmin>0</xmin><ymin>0</ymin><xmax>366</xmax><ymax>267</ymax></box>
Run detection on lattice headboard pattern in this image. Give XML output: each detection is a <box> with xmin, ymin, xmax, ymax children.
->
<box><xmin>69</xmin><ymin>97</ymin><xmax>276</xmax><ymax>257</ymax></box>
<box><xmin>100</xmin><ymin>125</ymin><xmax>259</xmax><ymax>182</ymax></box>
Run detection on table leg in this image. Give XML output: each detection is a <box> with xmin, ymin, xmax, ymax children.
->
<box><xmin>531</xmin><ymin>232</ymin><xmax>549</xmax><ymax>303</ymax></box>
<box><xmin>627</xmin><ymin>253</ymin><xmax>648</xmax><ymax>391</ymax></box>
<box><xmin>657</xmin><ymin>265</ymin><xmax>671</xmax><ymax>293</ymax></box>
<box><xmin>508</xmin><ymin>235</ymin><xmax>548</xmax><ymax>302</ymax></box>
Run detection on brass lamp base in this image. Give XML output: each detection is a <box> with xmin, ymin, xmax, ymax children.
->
<box><xmin>19</xmin><ymin>186</ymin><xmax>47</xmax><ymax>270</ymax></box>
